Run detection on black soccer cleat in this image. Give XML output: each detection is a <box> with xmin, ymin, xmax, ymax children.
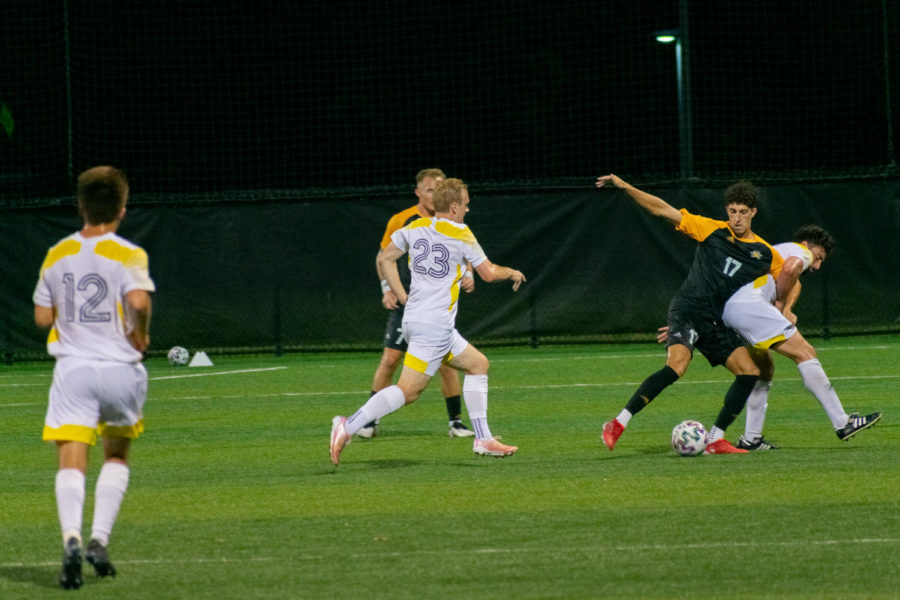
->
<box><xmin>85</xmin><ymin>539</ymin><xmax>117</xmax><ymax>578</ymax></box>
<box><xmin>736</xmin><ymin>435</ymin><xmax>780</xmax><ymax>451</ymax></box>
<box><xmin>59</xmin><ymin>536</ymin><xmax>83</xmax><ymax>590</ymax></box>
<box><xmin>836</xmin><ymin>412</ymin><xmax>882</xmax><ymax>441</ymax></box>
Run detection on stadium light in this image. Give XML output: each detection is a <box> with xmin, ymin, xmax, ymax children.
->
<box><xmin>655</xmin><ymin>29</ymin><xmax>678</xmax><ymax>44</ymax></box>
<box><xmin>654</xmin><ymin>27</ymin><xmax>693</xmax><ymax>179</ymax></box>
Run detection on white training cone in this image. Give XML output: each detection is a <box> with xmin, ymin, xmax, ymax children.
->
<box><xmin>188</xmin><ymin>350</ymin><xmax>214</xmax><ymax>367</ymax></box>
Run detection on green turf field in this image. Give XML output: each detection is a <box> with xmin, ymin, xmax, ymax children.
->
<box><xmin>1</xmin><ymin>335</ymin><xmax>897</xmax><ymax>599</ymax></box>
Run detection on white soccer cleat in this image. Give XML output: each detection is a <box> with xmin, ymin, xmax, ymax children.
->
<box><xmin>473</xmin><ymin>436</ymin><xmax>518</xmax><ymax>457</ymax></box>
<box><xmin>449</xmin><ymin>420</ymin><xmax>475</xmax><ymax>438</ymax></box>
<box><xmin>330</xmin><ymin>416</ymin><xmax>352</xmax><ymax>466</ymax></box>
<box><xmin>356</xmin><ymin>421</ymin><xmax>378</xmax><ymax>439</ymax></box>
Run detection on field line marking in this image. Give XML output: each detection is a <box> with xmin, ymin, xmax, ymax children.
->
<box><xmin>146</xmin><ymin>372</ymin><xmax>900</xmax><ymax>402</ymax></box>
<box><xmin>509</xmin><ymin>373</ymin><xmax>900</xmax><ymax>390</ymax></box>
<box><xmin>149</xmin><ymin>367</ymin><xmax>287</xmax><ymax>381</ymax></box>
<box><xmin>2</xmin><ymin>537</ymin><xmax>897</xmax><ymax>568</ymax></box>
<box><xmin>493</xmin><ymin>344</ymin><xmax>899</xmax><ymax>363</ymax></box>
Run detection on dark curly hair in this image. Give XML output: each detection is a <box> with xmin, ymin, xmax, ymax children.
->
<box><xmin>723</xmin><ymin>180</ymin><xmax>758</xmax><ymax>209</ymax></box>
<box><xmin>793</xmin><ymin>224</ymin><xmax>835</xmax><ymax>255</ymax></box>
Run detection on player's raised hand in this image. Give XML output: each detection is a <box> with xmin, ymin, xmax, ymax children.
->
<box><xmin>596</xmin><ymin>174</ymin><xmax>625</xmax><ymax>189</ymax></box>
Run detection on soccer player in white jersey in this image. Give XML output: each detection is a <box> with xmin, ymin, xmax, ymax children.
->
<box><xmin>722</xmin><ymin>225</ymin><xmax>881</xmax><ymax>449</ymax></box>
<box><xmin>33</xmin><ymin>166</ymin><xmax>154</xmax><ymax>589</ymax></box>
<box><xmin>330</xmin><ymin>178</ymin><xmax>526</xmax><ymax>465</ymax></box>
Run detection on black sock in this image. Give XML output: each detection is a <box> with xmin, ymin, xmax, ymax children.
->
<box><xmin>715</xmin><ymin>375</ymin><xmax>759</xmax><ymax>430</ymax></box>
<box><xmin>445</xmin><ymin>395</ymin><xmax>462</xmax><ymax>421</ymax></box>
<box><xmin>625</xmin><ymin>366</ymin><xmax>680</xmax><ymax>416</ymax></box>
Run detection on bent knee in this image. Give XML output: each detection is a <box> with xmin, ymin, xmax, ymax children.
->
<box><xmin>796</xmin><ymin>342</ymin><xmax>818</xmax><ymax>362</ymax></box>
<box><xmin>667</xmin><ymin>365</ymin><xmax>686</xmax><ymax>378</ymax></box>
<box><xmin>740</xmin><ymin>365</ymin><xmax>761</xmax><ymax>377</ymax></box>
<box><xmin>665</xmin><ymin>358</ymin><xmax>688</xmax><ymax>378</ymax></box>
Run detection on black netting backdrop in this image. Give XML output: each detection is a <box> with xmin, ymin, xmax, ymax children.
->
<box><xmin>2</xmin><ymin>0</ymin><xmax>900</xmax><ymax>204</ymax></box>
<box><xmin>3</xmin><ymin>1</ymin><xmax>900</xmax><ymax>357</ymax></box>
<box><xmin>3</xmin><ymin>182</ymin><xmax>899</xmax><ymax>360</ymax></box>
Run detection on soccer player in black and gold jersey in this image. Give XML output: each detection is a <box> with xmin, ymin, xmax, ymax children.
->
<box><xmin>595</xmin><ymin>174</ymin><xmax>787</xmax><ymax>454</ymax></box>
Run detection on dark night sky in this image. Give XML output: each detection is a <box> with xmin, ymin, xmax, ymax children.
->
<box><xmin>1</xmin><ymin>1</ymin><xmax>897</xmax><ymax>200</ymax></box>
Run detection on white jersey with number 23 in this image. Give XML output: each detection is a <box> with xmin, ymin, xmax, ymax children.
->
<box><xmin>391</xmin><ymin>217</ymin><xmax>487</xmax><ymax>332</ymax></box>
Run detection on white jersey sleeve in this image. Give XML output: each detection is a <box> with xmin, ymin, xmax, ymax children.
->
<box><xmin>773</xmin><ymin>242</ymin><xmax>813</xmax><ymax>272</ymax></box>
<box><xmin>34</xmin><ymin>232</ymin><xmax>155</xmax><ymax>363</ymax></box>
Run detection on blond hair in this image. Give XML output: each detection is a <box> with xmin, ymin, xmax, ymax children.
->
<box><xmin>415</xmin><ymin>168</ymin><xmax>446</xmax><ymax>186</ymax></box>
<box><xmin>433</xmin><ymin>178</ymin><xmax>467</xmax><ymax>213</ymax></box>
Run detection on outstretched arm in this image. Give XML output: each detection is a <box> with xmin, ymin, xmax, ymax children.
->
<box><xmin>474</xmin><ymin>259</ymin><xmax>526</xmax><ymax>291</ymax></box>
<box><xmin>596</xmin><ymin>174</ymin><xmax>682</xmax><ymax>226</ymax></box>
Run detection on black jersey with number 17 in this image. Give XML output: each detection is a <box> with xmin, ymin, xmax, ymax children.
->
<box><xmin>673</xmin><ymin>209</ymin><xmax>783</xmax><ymax>316</ymax></box>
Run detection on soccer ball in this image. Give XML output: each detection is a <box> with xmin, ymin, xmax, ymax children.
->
<box><xmin>671</xmin><ymin>420</ymin><xmax>707</xmax><ymax>456</ymax></box>
<box><xmin>167</xmin><ymin>346</ymin><xmax>190</xmax><ymax>366</ymax></box>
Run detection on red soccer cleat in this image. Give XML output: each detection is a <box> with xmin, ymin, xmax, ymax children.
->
<box><xmin>602</xmin><ymin>419</ymin><xmax>625</xmax><ymax>450</ymax></box>
<box><xmin>703</xmin><ymin>438</ymin><xmax>748</xmax><ymax>455</ymax></box>
<box><xmin>329</xmin><ymin>416</ymin><xmax>352</xmax><ymax>466</ymax></box>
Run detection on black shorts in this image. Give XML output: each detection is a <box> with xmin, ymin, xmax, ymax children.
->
<box><xmin>666</xmin><ymin>297</ymin><xmax>745</xmax><ymax>367</ymax></box>
<box><xmin>382</xmin><ymin>308</ymin><xmax>407</xmax><ymax>351</ymax></box>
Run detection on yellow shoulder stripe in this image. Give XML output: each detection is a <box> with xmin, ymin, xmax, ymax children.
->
<box><xmin>40</xmin><ymin>239</ymin><xmax>81</xmax><ymax>274</ymax></box>
<box><xmin>407</xmin><ymin>218</ymin><xmax>432</xmax><ymax>229</ymax></box>
<box><xmin>95</xmin><ymin>240</ymin><xmax>148</xmax><ymax>269</ymax></box>
<box><xmin>435</xmin><ymin>221</ymin><xmax>475</xmax><ymax>243</ymax></box>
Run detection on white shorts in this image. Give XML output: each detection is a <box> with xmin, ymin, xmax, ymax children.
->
<box><xmin>43</xmin><ymin>357</ymin><xmax>148</xmax><ymax>445</ymax></box>
<box><xmin>722</xmin><ymin>296</ymin><xmax>796</xmax><ymax>349</ymax></box>
<box><xmin>401</xmin><ymin>321</ymin><xmax>469</xmax><ymax>376</ymax></box>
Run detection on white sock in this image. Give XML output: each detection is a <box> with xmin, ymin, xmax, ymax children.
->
<box><xmin>91</xmin><ymin>462</ymin><xmax>130</xmax><ymax>546</ymax></box>
<box><xmin>616</xmin><ymin>409</ymin><xmax>633</xmax><ymax>428</ymax></box>
<box><xmin>797</xmin><ymin>359</ymin><xmax>848</xmax><ymax>429</ymax></box>
<box><xmin>463</xmin><ymin>374</ymin><xmax>492</xmax><ymax>440</ymax></box>
<box><xmin>56</xmin><ymin>469</ymin><xmax>85</xmax><ymax>545</ymax></box>
<box><xmin>743</xmin><ymin>380</ymin><xmax>772</xmax><ymax>441</ymax></box>
<box><xmin>346</xmin><ymin>385</ymin><xmax>405</xmax><ymax>435</ymax></box>
<box><xmin>707</xmin><ymin>426</ymin><xmax>724</xmax><ymax>443</ymax></box>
